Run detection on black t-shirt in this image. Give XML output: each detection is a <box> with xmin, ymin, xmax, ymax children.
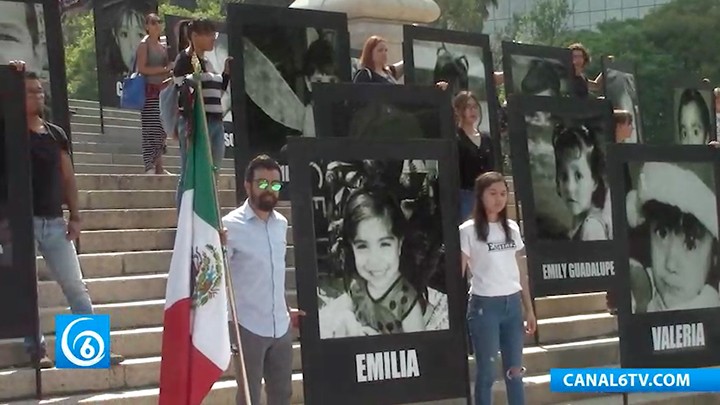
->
<box><xmin>457</xmin><ymin>128</ymin><xmax>494</xmax><ymax>190</ymax></box>
<box><xmin>30</xmin><ymin>123</ymin><xmax>69</xmax><ymax>218</ymax></box>
<box><xmin>571</xmin><ymin>74</ymin><xmax>590</xmax><ymax>99</ymax></box>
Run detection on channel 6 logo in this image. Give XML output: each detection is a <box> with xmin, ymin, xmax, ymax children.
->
<box><xmin>55</xmin><ymin>314</ymin><xmax>110</xmax><ymax>369</ymax></box>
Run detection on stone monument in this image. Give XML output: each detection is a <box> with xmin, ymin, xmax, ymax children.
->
<box><xmin>289</xmin><ymin>0</ymin><xmax>440</xmax><ymax>64</ymax></box>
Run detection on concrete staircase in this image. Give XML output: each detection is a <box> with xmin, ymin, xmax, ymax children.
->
<box><xmin>0</xmin><ymin>100</ymin><xmax>717</xmax><ymax>404</ymax></box>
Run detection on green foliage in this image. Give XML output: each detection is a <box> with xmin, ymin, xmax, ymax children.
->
<box><xmin>63</xmin><ymin>12</ymin><xmax>99</xmax><ymax>101</ymax></box>
<box><xmin>433</xmin><ymin>0</ymin><xmax>498</xmax><ymax>32</ymax></box>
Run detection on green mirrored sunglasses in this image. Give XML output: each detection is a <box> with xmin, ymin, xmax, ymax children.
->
<box><xmin>257</xmin><ymin>179</ymin><xmax>282</xmax><ymax>192</ymax></box>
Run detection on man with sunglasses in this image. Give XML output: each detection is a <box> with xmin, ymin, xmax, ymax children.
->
<box><xmin>222</xmin><ymin>154</ymin><xmax>304</xmax><ymax>405</ymax></box>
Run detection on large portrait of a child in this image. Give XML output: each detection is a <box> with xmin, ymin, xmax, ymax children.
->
<box><xmin>507</xmin><ymin>94</ymin><xmax>616</xmax><ymax>297</ymax></box>
<box><xmin>286</xmin><ymin>137</ymin><xmax>470</xmax><ymax>404</ymax></box>
<box><xmin>610</xmin><ymin>145</ymin><xmax>720</xmax><ymax>369</ymax></box>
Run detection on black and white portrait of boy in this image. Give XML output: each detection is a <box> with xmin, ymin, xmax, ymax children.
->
<box><xmin>626</xmin><ymin>162</ymin><xmax>720</xmax><ymax>313</ymax></box>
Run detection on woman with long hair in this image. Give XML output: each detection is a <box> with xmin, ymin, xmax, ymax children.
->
<box><xmin>135</xmin><ymin>13</ymin><xmax>171</xmax><ymax>174</ymax></box>
<box><xmin>454</xmin><ymin>91</ymin><xmax>494</xmax><ymax>222</ymax></box>
<box><xmin>460</xmin><ymin>172</ymin><xmax>536</xmax><ymax>405</ymax></box>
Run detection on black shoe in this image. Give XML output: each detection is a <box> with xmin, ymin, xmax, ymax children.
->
<box><xmin>110</xmin><ymin>352</ymin><xmax>125</xmax><ymax>365</ymax></box>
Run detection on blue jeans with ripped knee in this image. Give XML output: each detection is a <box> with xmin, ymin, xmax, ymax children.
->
<box><xmin>467</xmin><ymin>292</ymin><xmax>526</xmax><ymax>405</ymax></box>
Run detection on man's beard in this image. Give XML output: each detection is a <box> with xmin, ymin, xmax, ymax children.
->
<box><xmin>252</xmin><ymin>191</ymin><xmax>278</xmax><ymax>212</ymax></box>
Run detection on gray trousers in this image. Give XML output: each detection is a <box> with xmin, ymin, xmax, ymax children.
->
<box><xmin>232</xmin><ymin>323</ymin><xmax>293</xmax><ymax>405</ymax></box>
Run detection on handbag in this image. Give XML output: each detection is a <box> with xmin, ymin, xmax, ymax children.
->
<box><xmin>159</xmin><ymin>83</ymin><xmax>179</xmax><ymax>136</ymax></box>
<box><xmin>120</xmin><ymin>53</ymin><xmax>146</xmax><ymax>110</ymax></box>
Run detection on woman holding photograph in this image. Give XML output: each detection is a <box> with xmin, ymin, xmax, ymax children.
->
<box><xmin>552</xmin><ymin>124</ymin><xmax>610</xmax><ymax>241</ymax></box>
<box><xmin>460</xmin><ymin>172</ymin><xmax>536</xmax><ymax>405</ymax></box>
<box><xmin>319</xmin><ymin>187</ymin><xmax>449</xmax><ymax>338</ymax></box>
<box><xmin>455</xmin><ymin>91</ymin><xmax>494</xmax><ymax>222</ymax></box>
<box><xmin>135</xmin><ymin>13</ymin><xmax>171</xmax><ymax>174</ymax></box>
<box><xmin>627</xmin><ymin>162</ymin><xmax>720</xmax><ymax>313</ymax></box>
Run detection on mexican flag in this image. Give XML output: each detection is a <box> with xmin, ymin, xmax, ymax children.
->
<box><xmin>158</xmin><ymin>79</ymin><xmax>231</xmax><ymax>404</ymax></box>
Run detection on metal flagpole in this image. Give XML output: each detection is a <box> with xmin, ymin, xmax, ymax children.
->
<box><xmin>189</xmin><ymin>51</ymin><xmax>251</xmax><ymax>404</ymax></box>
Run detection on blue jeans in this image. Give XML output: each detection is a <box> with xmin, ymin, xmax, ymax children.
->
<box><xmin>459</xmin><ymin>189</ymin><xmax>475</xmax><ymax>223</ymax></box>
<box><xmin>467</xmin><ymin>292</ymin><xmax>526</xmax><ymax>405</ymax></box>
<box><xmin>24</xmin><ymin>217</ymin><xmax>94</xmax><ymax>356</ymax></box>
<box><xmin>176</xmin><ymin>115</ymin><xmax>226</xmax><ymax>209</ymax></box>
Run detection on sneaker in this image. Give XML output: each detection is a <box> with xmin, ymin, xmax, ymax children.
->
<box><xmin>110</xmin><ymin>352</ymin><xmax>125</xmax><ymax>365</ymax></box>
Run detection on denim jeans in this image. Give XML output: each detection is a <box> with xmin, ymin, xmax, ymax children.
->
<box><xmin>24</xmin><ymin>217</ymin><xmax>94</xmax><ymax>356</ymax></box>
<box><xmin>176</xmin><ymin>115</ymin><xmax>226</xmax><ymax>209</ymax></box>
<box><xmin>467</xmin><ymin>292</ymin><xmax>526</xmax><ymax>405</ymax></box>
<box><xmin>459</xmin><ymin>189</ymin><xmax>475</xmax><ymax>223</ymax></box>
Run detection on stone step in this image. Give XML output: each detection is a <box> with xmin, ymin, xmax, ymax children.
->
<box><xmin>552</xmin><ymin>392</ymin><xmax>720</xmax><ymax>405</ymax></box>
<box><xmin>72</xmin><ymin>152</ymin><xmax>235</xmax><ymax>169</ymax></box>
<box><xmin>72</xmin><ymin>141</ymin><xmax>182</xmax><ymax>157</ymax></box>
<box><xmin>0</xmin><ymin>335</ymin><xmax>619</xmax><ymax>398</ymax></box>
<box><xmin>69</xmin><ymin>105</ymin><xmax>140</xmax><ymax>120</ymax></box>
<box><xmin>74</xmin><ymin>174</ymin><xmax>236</xmax><ymax>191</ymax></box>
<box><xmin>72</xmin><ymin>115</ymin><xmax>141</xmax><ymax>128</ymax></box>
<box><xmin>0</xmin><ymin>365</ymin><xmax>613</xmax><ymax>404</ymax></box>
<box><xmin>71</xmin><ymin>124</ymin><xmax>141</xmax><ymax>140</ymax></box>
<box><xmin>73</xmin><ymin>163</ymin><xmax>235</xmax><ymax>175</ymax></box>
<box><xmin>74</xmin><ymin>227</ymin><xmax>294</xmax><ymax>254</ymax></box>
<box><xmin>77</xmin><ymin>190</ymin><xmax>237</xmax><ymax>210</ymax></box>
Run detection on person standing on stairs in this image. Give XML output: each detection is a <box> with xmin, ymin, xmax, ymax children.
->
<box><xmin>455</xmin><ymin>91</ymin><xmax>495</xmax><ymax>223</ymax></box>
<box><xmin>222</xmin><ymin>154</ymin><xmax>305</xmax><ymax>405</ymax></box>
<box><xmin>8</xmin><ymin>61</ymin><xmax>125</xmax><ymax>369</ymax></box>
<box><xmin>173</xmin><ymin>18</ymin><xmax>232</xmax><ymax>209</ymax></box>
<box><xmin>460</xmin><ymin>171</ymin><xmax>536</xmax><ymax>405</ymax></box>
<box><xmin>134</xmin><ymin>13</ymin><xmax>172</xmax><ymax>174</ymax></box>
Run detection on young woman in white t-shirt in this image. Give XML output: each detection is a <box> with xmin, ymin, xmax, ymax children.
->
<box><xmin>459</xmin><ymin>171</ymin><xmax>537</xmax><ymax>405</ymax></box>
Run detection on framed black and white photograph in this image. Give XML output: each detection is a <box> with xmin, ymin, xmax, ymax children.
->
<box><xmin>672</xmin><ymin>78</ymin><xmax>716</xmax><ymax>146</ymax></box>
<box><xmin>609</xmin><ymin>144</ymin><xmax>720</xmax><ymax>368</ymax></box>
<box><xmin>312</xmin><ymin>83</ymin><xmax>454</xmax><ymax>142</ymax></box>
<box><xmin>227</xmin><ymin>3</ymin><xmax>352</xmax><ymax>200</ymax></box>
<box><xmin>402</xmin><ymin>25</ymin><xmax>502</xmax><ymax>170</ymax></box>
<box><xmin>507</xmin><ymin>94</ymin><xmax>616</xmax><ymax>297</ymax></box>
<box><xmin>501</xmin><ymin>41</ymin><xmax>574</xmax><ymax>98</ymax></box>
<box><xmin>288</xmin><ymin>137</ymin><xmax>469</xmax><ymax>405</ymax></box>
<box><xmin>601</xmin><ymin>56</ymin><xmax>643</xmax><ymax>144</ymax></box>
<box><xmin>165</xmin><ymin>14</ymin><xmax>234</xmax><ymax>158</ymax></box>
<box><xmin>0</xmin><ymin>0</ymin><xmax>71</xmax><ymax>138</ymax></box>
<box><xmin>0</xmin><ymin>66</ymin><xmax>40</xmax><ymax>339</ymax></box>
<box><xmin>93</xmin><ymin>0</ymin><xmax>158</xmax><ymax>108</ymax></box>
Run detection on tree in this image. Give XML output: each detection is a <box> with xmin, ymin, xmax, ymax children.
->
<box><xmin>433</xmin><ymin>0</ymin><xmax>499</xmax><ymax>32</ymax></box>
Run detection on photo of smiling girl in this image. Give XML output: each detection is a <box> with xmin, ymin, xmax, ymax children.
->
<box><xmin>316</xmin><ymin>161</ymin><xmax>448</xmax><ymax>339</ymax></box>
<box><xmin>674</xmin><ymin>88</ymin><xmax>713</xmax><ymax>145</ymax></box>
<box><xmin>626</xmin><ymin>162</ymin><xmax>720</xmax><ymax>313</ymax></box>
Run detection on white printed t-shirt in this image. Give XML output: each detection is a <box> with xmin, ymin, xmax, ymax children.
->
<box><xmin>459</xmin><ymin>219</ymin><xmax>524</xmax><ymax>297</ymax></box>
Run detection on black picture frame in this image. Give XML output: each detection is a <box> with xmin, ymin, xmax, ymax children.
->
<box><xmin>600</xmin><ymin>56</ymin><xmax>644</xmax><ymax>144</ymax></box>
<box><xmin>0</xmin><ymin>66</ymin><xmax>40</xmax><ymax>340</ymax></box>
<box><xmin>164</xmin><ymin>14</ymin><xmax>234</xmax><ymax>159</ymax></box>
<box><xmin>227</xmin><ymin>3</ymin><xmax>352</xmax><ymax>202</ymax></box>
<box><xmin>402</xmin><ymin>25</ymin><xmax>503</xmax><ymax>172</ymax></box>
<box><xmin>311</xmin><ymin>83</ymin><xmax>455</xmax><ymax>142</ymax></box>
<box><xmin>501</xmin><ymin>41</ymin><xmax>574</xmax><ymax>98</ymax></box>
<box><xmin>93</xmin><ymin>0</ymin><xmax>159</xmax><ymax>108</ymax></box>
<box><xmin>608</xmin><ymin>144</ymin><xmax>720</xmax><ymax>368</ymax></box>
<box><xmin>0</xmin><ymin>0</ymin><xmax>72</xmax><ymax>144</ymax></box>
<box><xmin>671</xmin><ymin>77</ymin><xmax>717</xmax><ymax>146</ymax></box>
<box><xmin>288</xmin><ymin>136</ymin><xmax>470</xmax><ymax>405</ymax></box>
<box><xmin>507</xmin><ymin>94</ymin><xmax>616</xmax><ymax>297</ymax></box>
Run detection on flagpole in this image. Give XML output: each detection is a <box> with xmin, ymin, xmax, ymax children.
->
<box><xmin>191</xmin><ymin>53</ymin><xmax>251</xmax><ymax>405</ymax></box>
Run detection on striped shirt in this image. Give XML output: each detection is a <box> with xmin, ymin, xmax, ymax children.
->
<box><xmin>173</xmin><ymin>49</ymin><xmax>230</xmax><ymax>120</ymax></box>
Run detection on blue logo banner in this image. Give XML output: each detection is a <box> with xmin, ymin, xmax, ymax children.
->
<box><xmin>550</xmin><ymin>368</ymin><xmax>720</xmax><ymax>393</ymax></box>
<box><xmin>55</xmin><ymin>314</ymin><xmax>111</xmax><ymax>369</ymax></box>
